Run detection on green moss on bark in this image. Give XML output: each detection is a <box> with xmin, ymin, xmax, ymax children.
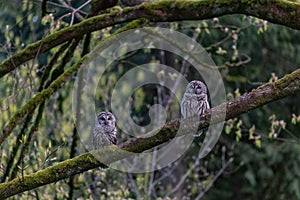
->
<box><xmin>0</xmin><ymin>19</ymin><xmax>148</xmax><ymax>146</ymax></box>
<box><xmin>0</xmin><ymin>58</ymin><xmax>84</xmax><ymax>145</ymax></box>
<box><xmin>1</xmin><ymin>0</ymin><xmax>299</xmax><ymax>78</ymax></box>
<box><xmin>0</xmin><ymin>64</ymin><xmax>300</xmax><ymax>198</ymax></box>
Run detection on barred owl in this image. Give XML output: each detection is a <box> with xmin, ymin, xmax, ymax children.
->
<box><xmin>181</xmin><ymin>80</ymin><xmax>210</xmax><ymax>136</ymax></box>
<box><xmin>93</xmin><ymin>111</ymin><xmax>117</xmax><ymax>150</ymax></box>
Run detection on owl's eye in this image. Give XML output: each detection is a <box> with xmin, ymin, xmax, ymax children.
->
<box><xmin>100</xmin><ymin>117</ymin><xmax>106</xmax><ymax>121</ymax></box>
<box><xmin>107</xmin><ymin>116</ymin><xmax>112</xmax><ymax>120</ymax></box>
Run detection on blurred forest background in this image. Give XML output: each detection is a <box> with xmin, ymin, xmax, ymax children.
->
<box><xmin>0</xmin><ymin>0</ymin><xmax>300</xmax><ymax>199</ymax></box>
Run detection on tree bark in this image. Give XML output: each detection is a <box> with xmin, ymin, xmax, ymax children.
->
<box><xmin>0</xmin><ymin>0</ymin><xmax>299</xmax><ymax>77</ymax></box>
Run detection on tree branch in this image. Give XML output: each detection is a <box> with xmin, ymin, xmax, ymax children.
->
<box><xmin>1</xmin><ymin>0</ymin><xmax>299</xmax><ymax>77</ymax></box>
<box><xmin>0</xmin><ymin>58</ymin><xmax>84</xmax><ymax>145</ymax></box>
<box><xmin>0</xmin><ymin>18</ymin><xmax>148</xmax><ymax>146</ymax></box>
<box><xmin>0</xmin><ymin>67</ymin><xmax>299</xmax><ymax>198</ymax></box>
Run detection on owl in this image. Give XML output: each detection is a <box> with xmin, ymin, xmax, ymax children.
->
<box><xmin>93</xmin><ymin>111</ymin><xmax>117</xmax><ymax>150</ymax></box>
<box><xmin>181</xmin><ymin>80</ymin><xmax>210</xmax><ymax>136</ymax></box>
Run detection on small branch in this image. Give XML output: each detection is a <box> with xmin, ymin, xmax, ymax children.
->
<box><xmin>70</xmin><ymin>0</ymin><xmax>92</xmax><ymax>26</ymax></box>
<box><xmin>0</xmin><ymin>57</ymin><xmax>84</xmax><ymax>145</ymax></box>
<box><xmin>67</xmin><ymin>35</ymin><xmax>89</xmax><ymax>200</ymax></box>
<box><xmin>195</xmin><ymin>157</ymin><xmax>234</xmax><ymax>200</ymax></box>
<box><xmin>165</xmin><ymin>146</ymin><xmax>205</xmax><ymax>197</ymax></box>
<box><xmin>127</xmin><ymin>173</ymin><xmax>142</xmax><ymax>198</ymax></box>
<box><xmin>38</xmin><ymin>41</ymin><xmax>72</xmax><ymax>91</ymax></box>
<box><xmin>9</xmin><ymin>101</ymin><xmax>46</xmax><ymax>180</ymax></box>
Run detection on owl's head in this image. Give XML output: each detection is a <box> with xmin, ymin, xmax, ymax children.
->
<box><xmin>96</xmin><ymin>111</ymin><xmax>116</xmax><ymax>131</ymax></box>
<box><xmin>186</xmin><ymin>80</ymin><xmax>207</xmax><ymax>95</ymax></box>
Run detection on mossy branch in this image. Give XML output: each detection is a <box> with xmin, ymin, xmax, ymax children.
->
<box><xmin>1</xmin><ymin>0</ymin><xmax>299</xmax><ymax>78</ymax></box>
<box><xmin>1</xmin><ymin>67</ymin><xmax>300</xmax><ymax>198</ymax></box>
<box><xmin>0</xmin><ymin>19</ymin><xmax>148</xmax><ymax>146</ymax></box>
<box><xmin>0</xmin><ymin>58</ymin><xmax>84</xmax><ymax>146</ymax></box>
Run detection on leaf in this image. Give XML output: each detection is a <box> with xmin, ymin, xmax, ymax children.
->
<box><xmin>235</xmin><ymin>129</ymin><xmax>242</xmax><ymax>142</ymax></box>
<box><xmin>255</xmin><ymin>139</ymin><xmax>261</xmax><ymax>148</ymax></box>
<box><xmin>245</xmin><ymin>170</ymin><xmax>256</xmax><ymax>186</ymax></box>
<box><xmin>249</xmin><ymin>125</ymin><xmax>255</xmax><ymax>140</ymax></box>
<box><xmin>225</xmin><ymin>125</ymin><xmax>231</xmax><ymax>134</ymax></box>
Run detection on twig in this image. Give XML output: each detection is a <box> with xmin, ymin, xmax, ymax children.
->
<box><xmin>127</xmin><ymin>172</ymin><xmax>141</xmax><ymax>198</ymax></box>
<box><xmin>164</xmin><ymin>146</ymin><xmax>204</xmax><ymax>197</ymax></box>
<box><xmin>195</xmin><ymin>157</ymin><xmax>234</xmax><ymax>200</ymax></box>
<box><xmin>70</xmin><ymin>0</ymin><xmax>91</xmax><ymax>26</ymax></box>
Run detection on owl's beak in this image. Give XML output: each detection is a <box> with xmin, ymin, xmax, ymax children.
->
<box><xmin>104</xmin><ymin>120</ymin><xmax>109</xmax><ymax>125</ymax></box>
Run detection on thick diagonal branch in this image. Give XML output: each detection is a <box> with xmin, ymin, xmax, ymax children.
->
<box><xmin>0</xmin><ymin>67</ymin><xmax>299</xmax><ymax>198</ymax></box>
<box><xmin>1</xmin><ymin>0</ymin><xmax>299</xmax><ymax>77</ymax></box>
<box><xmin>0</xmin><ymin>19</ymin><xmax>148</xmax><ymax>146</ymax></box>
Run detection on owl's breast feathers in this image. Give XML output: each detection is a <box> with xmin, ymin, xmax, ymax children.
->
<box><xmin>106</xmin><ymin>130</ymin><xmax>117</xmax><ymax>145</ymax></box>
<box><xmin>93</xmin><ymin>125</ymin><xmax>117</xmax><ymax>149</ymax></box>
<box><xmin>184</xmin><ymin>93</ymin><xmax>207</xmax><ymax>101</ymax></box>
